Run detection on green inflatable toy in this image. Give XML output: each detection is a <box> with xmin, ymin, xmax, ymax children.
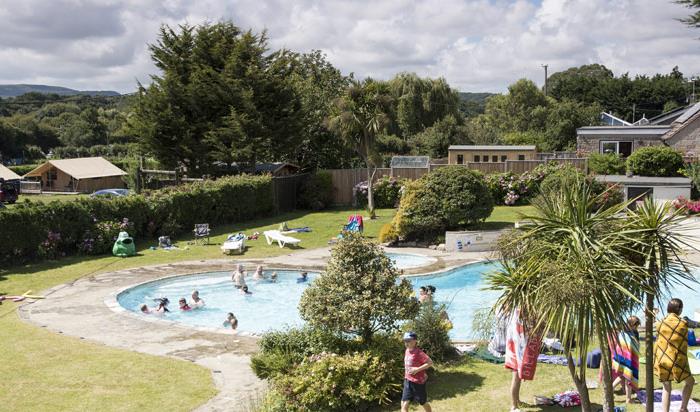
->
<box><xmin>113</xmin><ymin>231</ymin><xmax>136</xmax><ymax>257</ymax></box>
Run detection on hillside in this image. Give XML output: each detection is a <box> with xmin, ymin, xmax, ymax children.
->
<box><xmin>458</xmin><ymin>92</ymin><xmax>496</xmax><ymax>103</ymax></box>
<box><xmin>0</xmin><ymin>84</ymin><xmax>120</xmax><ymax>98</ymax></box>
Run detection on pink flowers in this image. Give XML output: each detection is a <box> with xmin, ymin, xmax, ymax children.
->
<box><xmin>673</xmin><ymin>196</ymin><xmax>700</xmax><ymax>214</ymax></box>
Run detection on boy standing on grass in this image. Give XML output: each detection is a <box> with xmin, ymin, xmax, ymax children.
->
<box><xmin>402</xmin><ymin>331</ymin><xmax>434</xmax><ymax>412</ymax></box>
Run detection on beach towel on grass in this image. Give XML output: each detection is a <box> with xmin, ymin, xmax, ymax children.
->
<box><xmin>637</xmin><ymin>389</ymin><xmax>700</xmax><ymax>412</ymax></box>
<box><xmin>505</xmin><ymin>308</ymin><xmax>541</xmax><ymax>380</ymax></box>
<box><xmin>611</xmin><ymin>330</ymin><xmax>640</xmax><ymax>389</ymax></box>
<box><xmin>655</xmin><ymin>313</ymin><xmax>692</xmax><ymax>383</ymax></box>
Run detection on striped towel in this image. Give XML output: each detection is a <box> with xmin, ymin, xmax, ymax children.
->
<box><xmin>611</xmin><ymin>330</ymin><xmax>640</xmax><ymax>389</ymax></box>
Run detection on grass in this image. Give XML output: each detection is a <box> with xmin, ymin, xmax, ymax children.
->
<box><xmin>472</xmin><ymin>204</ymin><xmax>535</xmax><ymax>230</ymax></box>
<box><xmin>0</xmin><ymin>204</ymin><xmax>538</xmax><ymax>410</ymax></box>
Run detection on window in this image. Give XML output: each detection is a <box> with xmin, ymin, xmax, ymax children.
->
<box><xmin>501</xmin><ymin>155</ymin><xmax>507</xmax><ymax>162</ymax></box>
<box><xmin>627</xmin><ymin>187</ymin><xmax>652</xmax><ymax>210</ymax></box>
<box><xmin>473</xmin><ymin>155</ymin><xmax>480</xmax><ymax>162</ymax></box>
<box><xmin>601</xmin><ymin>141</ymin><xmax>633</xmax><ymax>157</ymax></box>
<box><xmin>457</xmin><ymin>154</ymin><xmax>464</xmax><ymax>164</ymax></box>
<box><xmin>492</xmin><ymin>155</ymin><xmax>498</xmax><ymax>162</ymax></box>
<box><xmin>518</xmin><ymin>154</ymin><xmax>525</xmax><ymax>161</ymax></box>
<box><xmin>483</xmin><ymin>155</ymin><xmax>489</xmax><ymax>162</ymax></box>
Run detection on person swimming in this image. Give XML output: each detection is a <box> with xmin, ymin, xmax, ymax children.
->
<box><xmin>223</xmin><ymin>312</ymin><xmax>238</xmax><ymax>330</ymax></box>
<box><xmin>153</xmin><ymin>298</ymin><xmax>170</xmax><ymax>314</ymax></box>
<box><xmin>232</xmin><ymin>264</ymin><xmax>247</xmax><ymax>289</ymax></box>
<box><xmin>191</xmin><ymin>290</ymin><xmax>205</xmax><ymax>308</ymax></box>
<box><xmin>297</xmin><ymin>272</ymin><xmax>308</xmax><ymax>283</ymax></box>
<box><xmin>418</xmin><ymin>286</ymin><xmax>429</xmax><ymax>303</ymax></box>
<box><xmin>253</xmin><ymin>265</ymin><xmax>265</xmax><ymax>280</ymax></box>
<box><xmin>179</xmin><ymin>298</ymin><xmax>192</xmax><ymax>311</ymax></box>
<box><xmin>140</xmin><ymin>304</ymin><xmax>152</xmax><ymax>314</ymax></box>
<box><xmin>240</xmin><ymin>285</ymin><xmax>252</xmax><ymax>295</ymax></box>
<box><xmin>270</xmin><ymin>271</ymin><xmax>278</xmax><ymax>282</ymax></box>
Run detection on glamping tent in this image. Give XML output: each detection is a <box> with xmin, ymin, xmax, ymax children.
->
<box><xmin>23</xmin><ymin>157</ymin><xmax>127</xmax><ymax>193</ymax></box>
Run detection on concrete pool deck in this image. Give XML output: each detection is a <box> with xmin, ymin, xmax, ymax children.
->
<box><xmin>18</xmin><ymin>246</ymin><xmax>492</xmax><ymax>412</ymax></box>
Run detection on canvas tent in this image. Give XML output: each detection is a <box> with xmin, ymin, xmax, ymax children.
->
<box><xmin>0</xmin><ymin>164</ymin><xmax>21</xmax><ymax>181</ymax></box>
<box><xmin>23</xmin><ymin>157</ymin><xmax>127</xmax><ymax>193</ymax></box>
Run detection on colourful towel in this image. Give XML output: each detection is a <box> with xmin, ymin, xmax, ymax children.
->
<box><xmin>637</xmin><ymin>389</ymin><xmax>700</xmax><ymax>411</ymax></box>
<box><xmin>611</xmin><ymin>330</ymin><xmax>640</xmax><ymax>389</ymax></box>
<box><xmin>505</xmin><ymin>308</ymin><xmax>541</xmax><ymax>380</ymax></box>
<box><xmin>655</xmin><ymin>313</ymin><xmax>692</xmax><ymax>383</ymax></box>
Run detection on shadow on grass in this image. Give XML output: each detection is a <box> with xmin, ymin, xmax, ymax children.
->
<box><xmin>467</xmin><ymin>221</ymin><xmax>515</xmax><ymax>231</ymax></box>
<box><xmin>428</xmin><ymin>369</ymin><xmax>486</xmax><ymax>401</ymax></box>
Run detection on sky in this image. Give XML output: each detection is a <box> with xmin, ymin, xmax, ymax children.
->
<box><xmin>0</xmin><ymin>0</ymin><xmax>699</xmax><ymax>94</ymax></box>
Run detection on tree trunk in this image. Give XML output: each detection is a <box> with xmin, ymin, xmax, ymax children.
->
<box><xmin>598</xmin><ymin>324</ymin><xmax>615</xmax><ymax>412</ymax></box>
<box><xmin>366</xmin><ymin>165</ymin><xmax>377</xmax><ymax>219</ymax></box>
<box><xmin>566</xmin><ymin>352</ymin><xmax>592</xmax><ymax>412</ymax></box>
<box><xmin>645</xmin><ymin>290</ymin><xmax>655</xmax><ymax>412</ymax></box>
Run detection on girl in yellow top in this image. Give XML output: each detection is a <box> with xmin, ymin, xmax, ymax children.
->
<box><xmin>654</xmin><ymin>298</ymin><xmax>695</xmax><ymax>412</ymax></box>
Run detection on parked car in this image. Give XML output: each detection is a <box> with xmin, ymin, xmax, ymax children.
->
<box><xmin>91</xmin><ymin>189</ymin><xmax>130</xmax><ymax>198</ymax></box>
<box><xmin>0</xmin><ymin>180</ymin><xmax>19</xmax><ymax>204</ymax></box>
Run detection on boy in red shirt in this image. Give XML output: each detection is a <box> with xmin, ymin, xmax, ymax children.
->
<box><xmin>402</xmin><ymin>331</ymin><xmax>434</xmax><ymax>412</ymax></box>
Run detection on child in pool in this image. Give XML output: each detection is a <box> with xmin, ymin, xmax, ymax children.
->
<box><xmin>297</xmin><ymin>272</ymin><xmax>308</xmax><ymax>283</ymax></box>
<box><xmin>270</xmin><ymin>271</ymin><xmax>278</xmax><ymax>282</ymax></box>
<box><xmin>191</xmin><ymin>290</ymin><xmax>205</xmax><ymax>308</ymax></box>
<box><xmin>232</xmin><ymin>264</ymin><xmax>247</xmax><ymax>289</ymax></box>
<box><xmin>253</xmin><ymin>265</ymin><xmax>265</xmax><ymax>280</ymax></box>
<box><xmin>140</xmin><ymin>304</ymin><xmax>152</xmax><ymax>314</ymax></box>
<box><xmin>153</xmin><ymin>298</ymin><xmax>170</xmax><ymax>315</ymax></box>
<box><xmin>240</xmin><ymin>285</ymin><xmax>252</xmax><ymax>295</ymax></box>
<box><xmin>223</xmin><ymin>312</ymin><xmax>238</xmax><ymax>330</ymax></box>
<box><xmin>179</xmin><ymin>298</ymin><xmax>192</xmax><ymax>311</ymax></box>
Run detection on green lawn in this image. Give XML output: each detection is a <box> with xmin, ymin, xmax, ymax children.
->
<box><xmin>0</xmin><ymin>204</ymin><xmax>560</xmax><ymax>411</ymax></box>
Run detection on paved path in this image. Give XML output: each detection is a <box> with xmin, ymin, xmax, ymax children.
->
<box><xmin>18</xmin><ymin>247</ymin><xmax>491</xmax><ymax>411</ymax></box>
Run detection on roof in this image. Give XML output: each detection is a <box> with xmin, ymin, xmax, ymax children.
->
<box><xmin>576</xmin><ymin>126</ymin><xmax>670</xmax><ymax>136</ymax></box>
<box><xmin>0</xmin><ymin>164</ymin><xmax>21</xmax><ymax>180</ymax></box>
<box><xmin>24</xmin><ymin>157</ymin><xmax>127</xmax><ymax>179</ymax></box>
<box><xmin>448</xmin><ymin>145</ymin><xmax>537</xmax><ymax>151</ymax></box>
<box><xmin>253</xmin><ymin>162</ymin><xmax>299</xmax><ymax>173</ymax></box>
<box><xmin>673</xmin><ymin>102</ymin><xmax>700</xmax><ymax>124</ymax></box>
<box><xmin>648</xmin><ymin>105</ymin><xmax>691</xmax><ymax>125</ymax></box>
<box><xmin>390</xmin><ymin>156</ymin><xmax>430</xmax><ymax>168</ymax></box>
<box><xmin>662</xmin><ymin>102</ymin><xmax>700</xmax><ymax>142</ymax></box>
<box><xmin>596</xmin><ymin>175</ymin><xmax>691</xmax><ymax>186</ymax></box>
<box><xmin>600</xmin><ymin>112</ymin><xmax>631</xmax><ymax>126</ymax></box>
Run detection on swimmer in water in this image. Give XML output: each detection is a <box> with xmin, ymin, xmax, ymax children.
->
<box><xmin>297</xmin><ymin>272</ymin><xmax>308</xmax><ymax>283</ymax></box>
<box><xmin>253</xmin><ymin>265</ymin><xmax>265</xmax><ymax>280</ymax></box>
<box><xmin>223</xmin><ymin>312</ymin><xmax>238</xmax><ymax>330</ymax></box>
<box><xmin>240</xmin><ymin>285</ymin><xmax>252</xmax><ymax>295</ymax></box>
<box><xmin>232</xmin><ymin>264</ymin><xmax>247</xmax><ymax>289</ymax></box>
<box><xmin>191</xmin><ymin>290</ymin><xmax>205</xmax><ymax>308</ymax></box>
<box><xmin>179</xmin><ymin>298</ymin><xmax>192</xmax><ymax>311</ymax></box>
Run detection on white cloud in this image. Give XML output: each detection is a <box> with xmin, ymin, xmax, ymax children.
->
<box><xmin>0</xmin><ymin>0</ymin><xmax>699</xmax><ymax>93</ymax></box>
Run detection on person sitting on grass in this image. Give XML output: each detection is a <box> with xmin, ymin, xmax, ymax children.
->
<box><xmin>191</xmin><ymin>290</ymin><xmax>205</xmax><ymax>308</ymax></box>
<box><xmin>240</xmin><ymin>285</ymin><xmax>252</xmax><ymax>296</ymax></box>
<box><xmin>253</xmin><ymin>265</ymin><xmax>265</xmax><ymax>280</ymax></box>
<box><xmin>655</xmin><ymin>298</ymin><xmax>695</xmax><ymax>412</ymax></box>
<box><xmin>178</xmin><ymin>298</ymin><xmax>192</xmax><ymax>311</ymax></box>
<box><xmin>296</xmin><ymin>272</ymin><xmax>308</xmax><ymax>283</ymax></box>
<box><xmin>223</xmin><ymin>312</ymin><xmax>238</xmax><ymax>330</ymax></box>
<box><xmin>401</xmin><ymin>331</ymin><xmax>433</xmax><ymax>412</ymax></box>
<box><xmin>610</xmin><ymin>315</ymin><xmax>641</xmax><ymax>405</ymax></box>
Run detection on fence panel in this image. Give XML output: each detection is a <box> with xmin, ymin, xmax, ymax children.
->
<box><xmin>506</xmin><ymin>160</ymin><xmax>545</xmax><ymax>174</ymax></box>
<box><xmin>392</xmin><ymin>168</ymin><xmax>428</xmax><ymax>180</ymax></box>
<box><xmin>327</xmin><ymin>168</ymin><xmax>391</xmax><ymax>205</ymax></box>
<box><xmin>553</xmin><ymin>158</ymin><xmax>588</xmax><ymax>173</ymax></box>
<box><xmin>272</xmin><ymin>173</ymin><xmax>308</xmax><ymax>213</ymax></box>
<box><xmin>466</xmin><ymin>162</ymin><xmax>506</xmax><ymax>174</ymax></box>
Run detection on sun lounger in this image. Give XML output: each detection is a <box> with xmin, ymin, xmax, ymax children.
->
<box><xmin>221</xmin><ymin>234</ymin><xmax>246</xmax><ymax>254</ymax></box>
<box><xmin>263</xmin><ymin>230</ymin><xmax>301</xmax><ymax>248</ymax></box>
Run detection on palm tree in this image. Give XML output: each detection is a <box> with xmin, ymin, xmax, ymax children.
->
<box><xmin>488</xmin><ymin>179</ymin><xmax>645</xmax><ymax>412</ymax></box>
<box><xmin>624</xmin><ymin>199</ymin><xmax>696</xmax><ymax>412</ymax></box>
<box><xmin>327</xmin><ymin>79</ymin><xmax>392</xmax><ymax>218</ymax></box>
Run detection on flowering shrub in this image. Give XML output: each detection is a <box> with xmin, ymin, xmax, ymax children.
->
<box><xmin>354</xmin><ymin>176</ymin><xmax>404</xmax><ymax>208</ymax></box>
<box><xmin>486</xmin><ymin>172</ymin><xmax>539</xmax><ymax>206</ymax></box>
<box><xmin>673</xmin><ymin>196</ymin><xmax>700</xmax><ymax>214</ymax></box>
<box><xmin>80</xmin><ymin>218</ymin><xmax>133</xmax><ymax>255</ymax></box>
<box><xmin>38</xmin><ymin>231</ymin><xmax>62</xmax><ymax>260</ymax></box>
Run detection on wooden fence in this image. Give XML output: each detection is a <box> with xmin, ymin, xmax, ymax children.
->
<box><xmin>327</xmin><ymin>158</ymin><xmax>589</xmax><ymax>205</ymax></box>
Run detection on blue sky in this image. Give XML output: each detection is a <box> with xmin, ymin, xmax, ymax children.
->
<box><xmin>0</xmin><ymin>0</ymin><xmax>698</xmax><ymax>93</ymax></box>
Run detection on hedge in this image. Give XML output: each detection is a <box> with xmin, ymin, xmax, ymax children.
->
<box><xmin>0</xmin><ymin>175</ymin><xmax>274</xmax><ymax>264</ymax></box>
<box><xmin>626</xmin><ymin>146</ymin><xmax>684</xmax><ymax>177</ymax></box>
<box><xmin>8</xmin><ymin>164</ymin><xmax>39</xmax><ymax>176</ymax></box>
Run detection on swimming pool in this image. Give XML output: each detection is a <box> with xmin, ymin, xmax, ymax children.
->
<box><xmin>116</xmin><ymin>262</ymin><xmax>700</xmax><ymax>341</ymax></box>
<box><xmin>386</xmin><ymin>252</ymin><xmax>437</xmax><ymax>269</ymax></box>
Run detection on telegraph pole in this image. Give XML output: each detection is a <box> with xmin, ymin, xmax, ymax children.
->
<box><xmin>542</xmin><ymin>64</ymin><xmax>549</xmax><ymax>96</ymax></box>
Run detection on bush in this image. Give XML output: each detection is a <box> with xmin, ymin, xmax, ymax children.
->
<box><xmin>354</xmin><ymin>176</ymin><xmax>404</xmax><ymax>208</ymax></box>
<box><xmin>0</xmin><ymin>175</ymin><xmax>274</xmax><ymax>265</ymax></box>
<box><xmin>271</xmin><ymin>351</ymin><xmax>403</xmax><ymax>412</ymax></box>
<box><xmin>626</xmin><ymin>146</ymin><xmax>684</xmax><ymax>177</ymax></box>
<box><xmin>588</xmin><ymin>153</ymin><xmax>626</xmax><ymax>175</ymax></box>
<box><xmin>672</xmin><ymin>196</ymin><xmax>700</xmax><ymax>215</ymax></box>
<box><xmin>8</xmin><ymin>163</ymin><xmax>39</xmax><ymax>176</ymax></box>
<box><xmin>539</xmin><ymin>165</ymin><xmax>623</xmax><ymax>210</ymax></box>
<box><xmin>405</xmin><ymin>301</ymin><xmax>456</xmax><ymax>362</ymax></box>
<box><xmin>392</xmin><ymin>166</ymin><xmax>494</xmax><ymax>240</ymax></box>
<box><xmin>378</xmin><ymin>223</ymin><xmax>399</xmax><ymax>244</ymax></box>
<box><xmin>297</xmin><ymin>171</ymin><xmax>333</xmax><ymax>210</ymax></box>
<box><xmin>486</xmin><ymin>171</ymin><xmax>541</xmax><ymax>206</ymax></box>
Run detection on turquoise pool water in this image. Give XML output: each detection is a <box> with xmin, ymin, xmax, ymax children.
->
<box><xmin>386</xmin><ymin>252</ymin><xmax>436</xmax><ymax>269</ymax></box>
<box><xmin>116</xmin><ymin>261</ymin><xmax>700</xmax><ymax>340</ymax></box>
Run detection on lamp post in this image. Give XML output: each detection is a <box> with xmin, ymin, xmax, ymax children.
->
<box><xmin>542</xmin><ymin>64</ymin><xmax>549</xmax><ymax>96</ymax></box>
<box><xmin>689</xmin><ymin>77</ymin><xmax>697</xmax><ymax>103</ymax></box>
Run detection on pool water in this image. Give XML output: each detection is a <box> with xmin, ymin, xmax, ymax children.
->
<box><xmin>386</xmin><ymin>252</ymin><xmax>436</xmax><ymax>269</ymax></box>
<box><xmin>116</xmin><ymin>262</ymin><xmax>700</xmax><ymax>341</ymax></box>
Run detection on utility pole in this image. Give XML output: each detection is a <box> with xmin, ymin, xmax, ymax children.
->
<box><xmin>632</xmin><ymin>104</ymin><xmax>636</xmax><ymax>124</ymax></box>
<box><xmin>690</xmin><ymin>77</ymin><xmax>697</xmax><ymax>103</ymax></box>
<box><xmin>542</xmin><ymin>64</ymin><xmax>549</xmax><ymax>96</ymax></box>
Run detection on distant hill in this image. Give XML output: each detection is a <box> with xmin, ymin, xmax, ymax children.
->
<box><xmin>0</xmin><ymin>84</ymin><xmax>120</xmax><ymax>98</ymax></box>
<box><xmin>458</xmin><ymin>92</ymin><xmax>496</xmax><ymax>103</ymax></box>
<box><xmin>458</xmin><ymin>92</ymin><xmax>496</xmax><ymax>117</ymax></box>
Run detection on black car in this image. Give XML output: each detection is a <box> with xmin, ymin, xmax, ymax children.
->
<box><xmin>0</xmin><ymin>180</ymin><xmax>19</xmax><ymax>204</ymax></box>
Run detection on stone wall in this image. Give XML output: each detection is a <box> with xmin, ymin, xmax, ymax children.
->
<box><xmin>576</xmin><ymin>135</ymin><xmax>662</xmax><ymax>155</ymax></box>
<box><xmin>666</xmin><ymin>115</ymin><xmax>700</xmax><ymax>155</ymax></box>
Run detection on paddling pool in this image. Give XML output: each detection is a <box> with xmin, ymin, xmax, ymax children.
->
<box><xmin>386</xmin><ymin>252</ymin><xmax>437</xmax><ymax>269</ymax></box>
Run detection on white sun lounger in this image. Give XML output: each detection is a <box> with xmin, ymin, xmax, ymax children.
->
<box><xmin>263</xmin><ymin>230</ymin><xmax>301</xmax><ymax>248</ymax></box>
<box><xmin>221</xmin><ymin>238</ymin><xmax>245</xmax><ymax>254</ymax></box>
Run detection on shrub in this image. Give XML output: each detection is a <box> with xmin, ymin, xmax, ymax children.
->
<box><xmin>393</xmin><ymin>166</ymin><xmax>494</xmax><ymax>240</ymax></box>
<box><xmin>354</xmin><ymin>176</ymin><xmax>404</xmax><ymax>208</ymax></box>
<box><xmin>8</xmin><ymin>163</ymin><xmax>39</xmax><ymax>176</ymax></box>
<box><xmin>539</xmin><ymin>165</ymin><xmax>624</xmax><ymax>210</ymax></box>
<box><xmin>626</xmin><ymin>146</ymin><xmax>684</xmax><ymax>177</ymax></box>
<box><xmin>299</xmin><ymin>233</ymin><xmax>419</xmax><ymax>342</ymax></box>
<box><xmin>0</xmin><ymin>175</ymin><xmax>274</xmax><ymax>265</ymax></box>
<box><xmin>588</xmin><ymin>153</ymin><xmax>626</xmax><ymax>175</ymax></box>
<box><xmin>272</xmin><ymin>351</ymin><xmax>403</xmax><ymax>412</ymax></box>
<box><xmin>297</xmin><ymin>171</ymin><xmax>334</xmax><ymax>210</ymax></box>
<box><xmin>405</xmin><ymin>301</ymin><xmax>456</xmax><ymax>362</ymax></box>
<box><xmin>486</xmin><ymin>171</ymin><xmax>541</xmax><ymax>206</ymax></box>
<box><xmin>378</xmin><ymin>223</ymin><xmax>398</xmax><ymax>244</ymax></box>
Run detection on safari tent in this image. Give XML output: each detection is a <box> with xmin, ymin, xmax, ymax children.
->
<box><xmin>23</xmin><ymin>157</ymin><xmax>127</xmax><ymax>193</ymax></box>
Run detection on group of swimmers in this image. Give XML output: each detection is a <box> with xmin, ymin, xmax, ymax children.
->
<box><xmin>231</xmin><ymin>264</ymin><xmax>308</xmax><ymax>295</ymax></box>
<box><xmin>140</xmin><ymin>290</ymin><xmax>206</xmax><ymax>314</ymax></box>
<box><xmin>418</xmin><ymin>285</ymin><xmax>436</xmax><ymax>303</ymax></box>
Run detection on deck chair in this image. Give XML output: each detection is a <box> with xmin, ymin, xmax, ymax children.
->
<box><xmin>263</xmin><ymin>230</ymin><xmax>301</xmax><ymax>248</ymax></box>
<box><xmin>193</xmin><ymin>223</ymin><xmax>210</xmax><ymax>244</ymax></box>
